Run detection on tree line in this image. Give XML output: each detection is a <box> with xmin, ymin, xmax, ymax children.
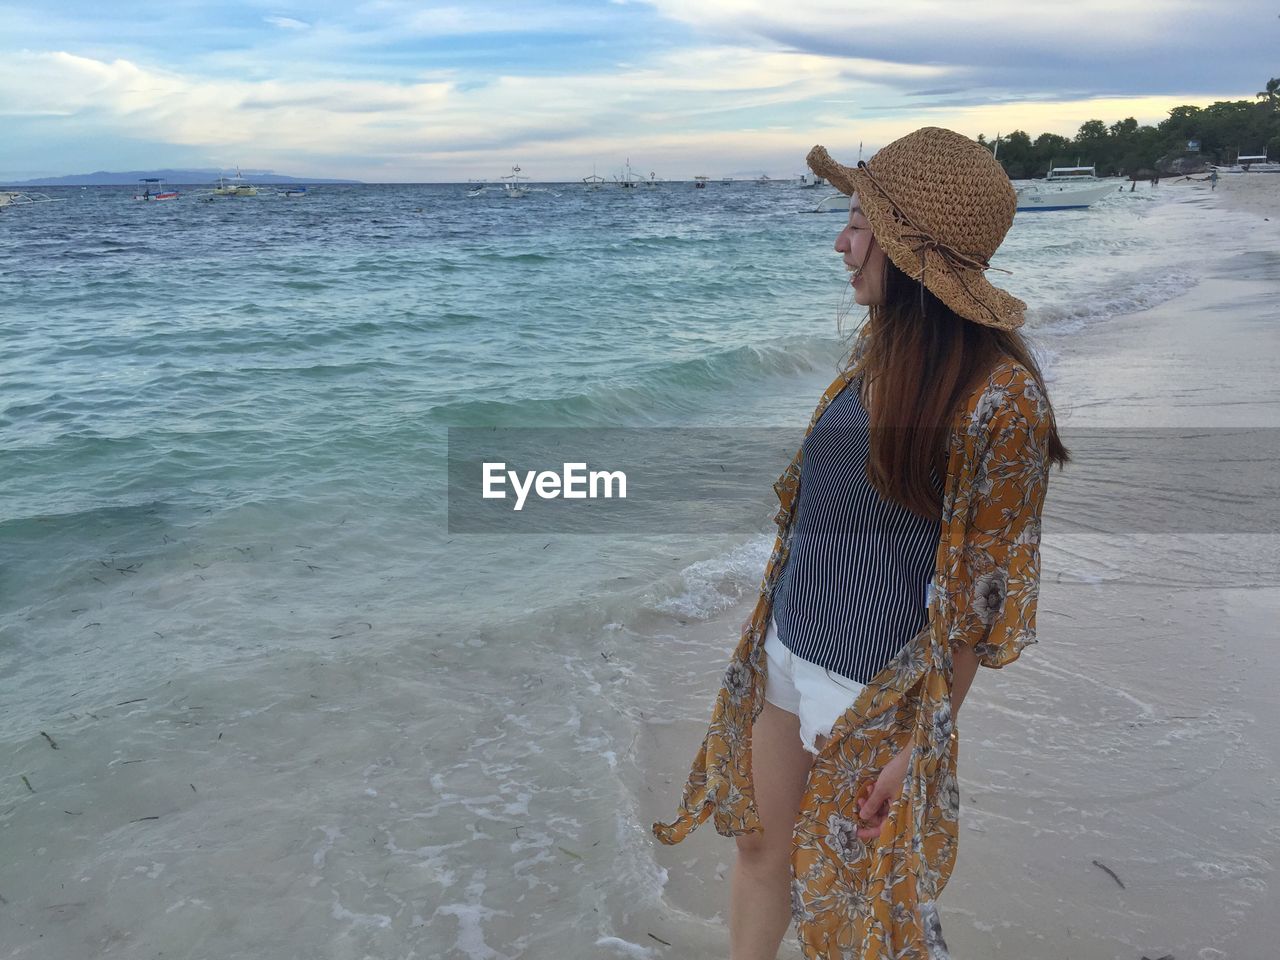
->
<box><xmin>976</xmin><ymin>77</ymin><xmax>1280</xmax><ymax>179</ymax></box>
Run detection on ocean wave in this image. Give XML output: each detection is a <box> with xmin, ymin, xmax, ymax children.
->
<box><xmin>428</xmin><ymin>333</ymin><xmax>846</xmax><ymax>426</ymax></box>
<box><xmin>480</xmin><ymin>252</ymin><xmax>559</xmax><ymax>263</ymax></box>
<box><xmin>649</xmin><ymin>535</ymin><xmax>774</xmax><ymax>621</ymax></box>
<box><xmin>1029</xmin><ymin>267</ymin><xmax>1198</xmax><ymax>338</ymax></box>
<box><xmin>0</xmin><ymin>498</ymin><xmax>172</xmax><ymax>538</ymax></box>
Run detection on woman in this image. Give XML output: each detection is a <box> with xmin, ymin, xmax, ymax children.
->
<box><xmin>653</xmin><ymin>127</ymin><xmax>1070</xmax><ymax>960</ymax></box>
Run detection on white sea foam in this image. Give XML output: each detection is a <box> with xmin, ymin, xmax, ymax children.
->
<box><xmin>651</xmin><ymin>534</ymin><xmax>773</xmax><ymax>620</ymax></box>
<box><xmin>595</xmin><ymin>936</ymin><xmax>658</xmax><ymax>958</ymax></box>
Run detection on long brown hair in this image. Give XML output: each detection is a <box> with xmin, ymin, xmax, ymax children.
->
<box><xmin>843</xmin><ymin>258</ymin><xmax>1070</xmax><ymax>520</ymax></box>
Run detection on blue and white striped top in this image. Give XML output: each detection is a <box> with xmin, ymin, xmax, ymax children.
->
<box><xmin>770</xmin><ymin>375</ymin><xmax>942</xmax><ymax>684</ymax></box>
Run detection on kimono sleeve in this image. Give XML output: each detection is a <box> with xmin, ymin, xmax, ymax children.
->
<box><xmin>949</xmin><ymin>374</ymin><xmax>1051</xmax><ymax>669</ymax></box>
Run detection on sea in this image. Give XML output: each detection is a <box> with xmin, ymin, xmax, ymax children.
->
<box><xmin>0</xmin><ymin>178</ymin><xmax>1255</xmax><ymax>958</ymax></box>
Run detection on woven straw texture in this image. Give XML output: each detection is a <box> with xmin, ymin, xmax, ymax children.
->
<box><xmin>807</xmin><ymin>127</ymin><xmax>1026</xmax><ymax>330</ymax></box>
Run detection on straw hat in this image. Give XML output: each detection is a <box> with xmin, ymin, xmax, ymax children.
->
<box><xmin>807</xmin><ymin>127</ymin><xmax>1025</xmax><ymax>330</ymax></box>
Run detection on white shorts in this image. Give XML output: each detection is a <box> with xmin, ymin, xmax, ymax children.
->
<box><xmin>763</xmin><ymin>615</ymin><xmax>866</xmax><ymax>755</ymax></box>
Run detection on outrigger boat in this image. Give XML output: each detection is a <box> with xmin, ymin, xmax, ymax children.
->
<box><xmin>1211</xmin><ymin>151</ymin><xmax>1280</xmax><ymax>174</ymax></box>
<box><xmin>0</xmin><ymin>190</ymin><xmax>66</xmax><ymax>210</ymax></box>
<box><xmin>814</xmin><ymin>193</ymin><xmax>850</xmax><ymax>213</ymax></box>
<box><xmin>1015</xmin><ymin>164</ymin><xmax>1118</xmax><ymax>211</ymax></box>
<box><xmin>501</xmin><ymin>164</ymin><xmax>529</xmax><ymax>198</ymax></box>
<box><xmin>211</xmin><ymin>169</ymin><xmax>258</xmax><ymax>196</ymax></box>
<box><xmin>615</xmin><ymin>159</ymin><xmax>640</xmax><ymax>189</ymax></box>
<box><xmin>133</xmin><ymin>178</ymin><xmax>179</xmax><ymax>201</ymax></box>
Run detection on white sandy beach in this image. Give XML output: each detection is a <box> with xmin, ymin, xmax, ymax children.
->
<box><xmin>1208</xmin><ymin>170</ymin><xmax>1280</xmax><ymax>220</ymax></box>
<box><xmin>627</xmin><ymin>178</ymin><xmax>1280</xmax><ymax>959</ymax></box>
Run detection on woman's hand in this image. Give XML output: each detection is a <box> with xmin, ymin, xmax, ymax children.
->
<box><xmin>856</xmin><ymin>746</ymin><xmax>911</xmax><ymax>840</ymax></box>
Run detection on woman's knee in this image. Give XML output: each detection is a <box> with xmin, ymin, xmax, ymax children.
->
<box><xmin>734</xmin><ymin>827</ymin><xmax>791</xmax><ymax>867</ymax></box>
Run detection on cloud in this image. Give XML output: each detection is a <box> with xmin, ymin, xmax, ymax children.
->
<box><xmin>351</xmin><ymin>0</ymin><xmax>636</xmax><ymax>38</ymax></box>
<box><xmin>264</xmin><ymin>16</ymin><xmax>311</xmax><ymax>31</ymax></box>
<box><xmin>0</xmin><ymin>43</ymin><xmax>1248</xmax><ymax>181</ymax></box>
<box><xmin>0</xmin><ymin>2</ymin><xmax>1266</xmax><ymax>180</ymax></box>
<box><xmin>633</xmin><ymin>0</ymin><xmax>1277</xmax><ymax>95</ymax></box>
<box><xmin>0</xmin><ymin>45</ymin><xmax>931</xmax><ymax>174</ymax></box>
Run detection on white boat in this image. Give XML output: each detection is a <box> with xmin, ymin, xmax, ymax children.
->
<box><xmin>1211</xmin><ymin>152</ymin><xmax>1280</xmax><ymax>174</ymax></box>
<box><xmin>642</xmin><ymin>171</ymin><xmax>661</xmax><ymax>189</ymax></box>
<box><xmin>211</xmin><ymin>169</ymin><xmax>258</xmax><ymax>197</ymax></box>
<box><xmin>283</xmin><ymin>186</ymin><xmax>307</xmax><ymax>198</ymax></box>
<box><xmin>501</xmin><ymin>164</ymin><xmax>529</xmax><ymax>198</ymax></box>
<box><xmin>797</xmin><ymin>173</ymin><xmax>827</xmax><ymax>190</ymax></box>
<box><xmin>133</xmin><ymin>178</ymin><xmax>180</xmax><ymax>201</ymax></box>
<box><xmin>615</xmin><ymin>159</ymin><xmax>640</xmax><ymax>189</ymax></box>
<box><xmin>815</xmin><ymin>194</ymin><xmax>849</xmax><ymax>213</ymax></box>
<box><xmin>0</xmin><ymin>190</ymin><xmax>66</xmax><ymax>210</ymax></box>
<box><xmin>719</xmin><ymin>176</ymin><xmax>733</xmax><ymax>185</ymax></box>
<box><xmin>756</xmin><ymin>174</ymin><xmax>772</xmax><ymax>186</ymax></box>
<box><xmin>1046</xmin><ymin>165</ymin><xmax>1099</xmax><ymax>181</ymax></box>
<box><xmin>1015</xmin><ymin>164</ymin><xmax>1118</xmax><ymax>211</ymax></box>
<box><xmin>582</xmin><ymin>168</ymin><xmax>606</xmax><ymax>192</ymax></box>
<box><xmin>693</xmin><ymin>175</ymin><xmax>709</xmax><ymax>189</ymax></box>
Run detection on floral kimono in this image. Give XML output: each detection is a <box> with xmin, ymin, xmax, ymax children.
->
<box><xmin>652</xmin><ymin>350</ymin><xmax>1053</xmax><ymax>960</ymax></box>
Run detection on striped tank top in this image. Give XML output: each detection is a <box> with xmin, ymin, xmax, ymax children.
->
<box><xmin>770</xmin><ymin>375</ymin><xmax>942</xmax><ymax>684</ymax></box>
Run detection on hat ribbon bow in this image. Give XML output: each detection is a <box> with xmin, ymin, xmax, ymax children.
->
<box><xmin>857</xmin><ymin>161</ymin><xmax>1011</xmax><ymax>320</ymax></box>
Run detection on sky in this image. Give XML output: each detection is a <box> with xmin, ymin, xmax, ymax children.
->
<box><xmin>1</xmin><ymin>0</ymin><xmax>1276</xmax><ymax>182</ymax></box>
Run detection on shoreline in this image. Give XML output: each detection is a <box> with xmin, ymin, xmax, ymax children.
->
<box><xmin>1202</xmin><ymin>171</ymin><xmax>1280</xmax><ymax>220</ymax></box>
<box><xmin>3</xmin><ymin>178</ymin><xmax>1277</xmax><ymax>960</ymax></box>
<box><xmin>628</xmin><ymin>188</ymin><xmax>1280</xmax><ymax>958</ymax></box>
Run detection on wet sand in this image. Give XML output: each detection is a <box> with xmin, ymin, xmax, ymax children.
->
<box><xmin>1210</xmin><ymin>171</ymin><xmax>1280</xmax><ymax>220</ymax></box>
<box><xmin>629</xmin><ymin>210</ymin><xmax>1280</xmax><ymax>958</ymax></box>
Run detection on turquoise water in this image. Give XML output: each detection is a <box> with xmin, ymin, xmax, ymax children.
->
<box><xmin>0</xmin><ymin>181</ymin><xmax>1236</xmax><ymax>957</ymax></box>
<box><xmin>2</xmin><ymin>184</ymin><xmax>875</xmax><ymax>718</ymax></box>
<box><xmin>2</xmin><ymin>183</ymin><xmax>1200</xmax><ymax>661</ymax></box>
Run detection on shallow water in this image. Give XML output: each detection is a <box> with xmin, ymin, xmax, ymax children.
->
<box><xmin>1</xmin><ymin>180</ymin><xmax>1270</xmax><ymax>957</ymax></box>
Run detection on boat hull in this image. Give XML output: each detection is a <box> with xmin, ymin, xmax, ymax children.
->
<box><xmin>1016</xmin><ymin>181</ymin><xmax>1117</xmax><ymax>211</ymax></box>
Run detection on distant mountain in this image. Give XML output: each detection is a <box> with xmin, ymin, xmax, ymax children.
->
<box><xmin>8</xmin><ymin>169</ymin><xmax>363</xmax><ymax>186</ymax></box>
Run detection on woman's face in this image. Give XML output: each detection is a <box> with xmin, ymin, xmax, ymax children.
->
<box><xmin>834</xmin><ymin>193</ymin><xmax>887</xmax><ymax>306</ymax></box>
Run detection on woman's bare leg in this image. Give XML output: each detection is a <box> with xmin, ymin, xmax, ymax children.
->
<box><xmin>729</xmin><ymin>700</ymin><xmax>815</xmax><ymax>960</ymax></box>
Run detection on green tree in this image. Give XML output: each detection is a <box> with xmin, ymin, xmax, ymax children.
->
<box><xmin>1257</xmin><ymin>77</ymin><xmax>1280</xmax><ymax>110</ymax></box>
<box><xmin>976</xmin><ymin>78</ymin><xmax>1280</xmax><ymax>176</ymax></box>
<box><xmin>1110</xmin><ymin>117</ymin><xmax>1138</xmax><ymax>138</ymax></box>
<box><xmin>1029</xmin><ymin>132</ymin><xmax>1071</xmax><ymax>177</ymax></box>
<box><xmin>1077</xmin><ymin>119</ymin><xmax>1109</xmax><ymax>141</ymax></box>
<box><xmin>994</xmin><ymin>130</ymin><xmax>1035</xmax><ymax>178</ymax></box>
<box><xmin>1159</xmin><ymin>105</ymin><xmax>1203</xmax><ymax>140</ymax></box>
<box><xmin>1033</xmin><ymin>132</ymin><xmax>1072</xmax><ymax>152</ymax></box>
<box><xmin>1073</xmin><ymin>119</ymin><xmax>1117</xmax><ymax>173</ymax></box>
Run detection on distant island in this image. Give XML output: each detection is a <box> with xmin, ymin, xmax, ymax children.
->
<box><xmin>7</xmin><ymin>169</ymin><xmax>364</xmax><ymax>187</ymax></box>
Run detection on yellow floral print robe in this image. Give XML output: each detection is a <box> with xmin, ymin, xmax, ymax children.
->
<box><xmin>652</xmin><ymin>350</ymin><xmax>1053</xmax><ymax>960</ymax></box>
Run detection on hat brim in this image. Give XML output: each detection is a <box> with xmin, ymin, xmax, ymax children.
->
<box><xmin>806</xmin><ymin>144</ymin><xmax>1026</xmax><ymax>331</ymax></box>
